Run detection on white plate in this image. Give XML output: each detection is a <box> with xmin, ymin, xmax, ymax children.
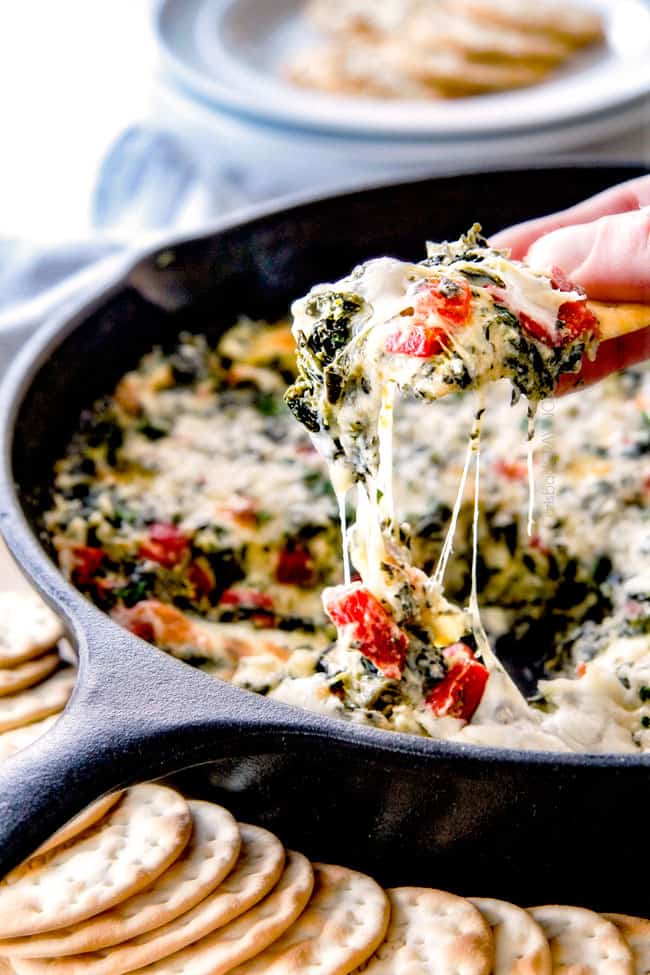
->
<box><xmin>151</xmin><ymin>71</ymin><xmax>649</xmax><ymax>215</ymax></box>
<box><xmin>154</xmin><ymin>0</ymin><xmax>650</xmax><ymax>138</ymax></box>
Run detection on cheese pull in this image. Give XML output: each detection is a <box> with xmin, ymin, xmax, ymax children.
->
<box><xmin>589</xmin><ymin>300</ymin><xmax>650</xmax><ymax>342</ymax></box>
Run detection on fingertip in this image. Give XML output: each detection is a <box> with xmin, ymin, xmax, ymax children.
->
<box><xmin>489</xmin><ymin>226</ymin><xmax>535</xmax><ymax>260</ymax></box>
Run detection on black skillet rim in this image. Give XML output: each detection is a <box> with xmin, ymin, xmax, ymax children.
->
<box><xmin>1</xmin><ymin>159</ymin><xmax>649</xmax><ymax>772</ymax></box>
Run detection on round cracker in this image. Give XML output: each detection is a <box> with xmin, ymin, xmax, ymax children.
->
<box><xmin>405</xmin><ymin>7</ymin><xmax>571</xmax><ymax>63</ymax></box>
<box><xmin>0</xmin><ymin>715</ymin><xmax>58</xmax><ymax>763</ymax></box>
<box><xmin>11</xmin><ymin>824</ymin><xmax>285</xmax><ymax>975</ymax></box>
<box><xmin>0</xmin><ymin>668</ymin><xmax>76</xmax><ymax>733</ymax></box>
<box><xmin>454</xmin><ymin>0</ymin><xmax>604</xmax><ymax>46</ymax></box>
<box><xmin>470</xmin><ymin>896</ymin><xmax>551</xmax><ymax>974</ymax></box>
<box><xmin>362</xmin><ymin>886</ymin><xmax>492</xmax><ymax>975</ymax></box>
<box><xmin>0</xmin><ymin>593</ymin><xmax>64</xmax><ymax>666</ymax></box>
<box><xmin>134</xmin><ymin>851</ymin><xmax>314</xmax><ymax>975</ymax></box>
<box><xmin>528</xmin><ymin>906</ymin><xmax>634</xmax><ymax>975</ymax></box>
<box><xmin>589</xmin><ymin>301</ymin><xmax>650</xmax><ymax>344</ymax></box>
<box><xmin>0</xmin><ymin>654</ymin><xmax>60</xmax><ymax>698</ymax></box>
<box><xmin>286</xmin><ymin>40</ymin><xmax>443</xmax><ymax>99</ymax></box>
<box><xmin>0</xmin><ymin>785</ymin><xmax>192</xmax><ymax>940</ymax></box>
<box><xmin>228</xmin><ymin>862</ymin><xmax>390</xmax><ymax>975</ymax></box>
<box><xmin>305</xmin><ymin>0</ymin><xmax>406</xmax><ymax>37</ymax></box>
<box><xmin>604</xmin><ymin>915</ymin><xmax>650</xmax><ymax>975</ymax></box>
<box><xmin>4</xmin><ymin>802</ymin><xmax>240</xmax><ymax>957</ymax></box>
<box><xmin>34</xmin><ymin>793</ymin><xmax>125</xmax><ymax>858</ymax></box>
<box><xmin>383</xmin><ymin>40</ymin><xmax>549</xmax><ymax>93</ymax></box>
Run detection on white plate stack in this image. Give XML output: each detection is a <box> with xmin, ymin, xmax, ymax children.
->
<box><xmin>151</xmin><ymin>0</ymin><xmax>650</xmax><ymax>199</ymax></box>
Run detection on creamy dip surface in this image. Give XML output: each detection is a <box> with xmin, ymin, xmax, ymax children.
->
<box><xmin>45</xmin><ymin>239</ymin><xmax>650</xmax><ymax>753</ymax></box>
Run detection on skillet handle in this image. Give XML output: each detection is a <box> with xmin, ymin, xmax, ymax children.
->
<box><xmin>0</xmin><ymin>628</ymin><xmax>325</xmax><ymax>878</ymax></box>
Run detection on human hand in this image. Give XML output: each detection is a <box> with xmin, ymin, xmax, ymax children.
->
<box><xmin>491</xmin><ymin>175</ymin><xmax>650</xmax><ymax>392</ymax></box>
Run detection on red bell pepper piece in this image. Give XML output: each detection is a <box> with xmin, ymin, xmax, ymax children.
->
<box><xmin>425</xmin><ymin>642</ymin><xmax>489</xmax><ymax>721</ymax></box>
<box><xmin>385</xmin><ymin>276</ymin><xmax>472</xmax><ymax>357</ymax></box>
<box><xmin>71</xmin><ymin>546</ymin><xmax>105</xmax><ymax>586</ymax></box>
<box><xmin>219</xmin><ymin>588</ymin><xmax>275</xmax><ymax>626</ymax></box>
<box><xmin>139</xmin><ymin>523</ymin><xmax>190</xmax><ymax>568</ymax></box>
<box><xmin>323</xmin><ymin>583</ymin><xmax>408</xmax><ymax>680</ymax></box>
<box><xmin>551</xmin><ymin>267</ymin><xmax>597</xmax><ymax>342</ymax></box>
<box><xmin>495</xmin><ymin>458</ymin><xmax>528</xmax><ymax>481</ymax></box>
<box><xmin>276</xmin><ymin>545</ymin><xmax>315</xmax><ymax>586</ymax></box>
<box><xmin>556</xmin><ymin>300</ymin><xmax>599</xmax><ymax>343</ymax></box>
<box><xmin>187</xmin><ymin>560</ymin><xmax>215</xmax><ymax>599</ymax></box>
<box><xmin>519</xmin><ymin>301</ymin><xmax>597</xmax><ymax>348</ymax></box>
<box><xmin>415</xmin><ymin>276</ymin><xmax>472</xmax><ymax>327</ymax></box>
<box><xmin>385</xmin><ymin>324</ymin><xmax>445</xmax><ymax>358</ymax></box>
<box><xmin>529</xmin><ymin>534</ymin><xmax>551</xmax><ymax>557</ymax></box>
<box><xmin>518</xmin><ymin>312</ymin><xmax>552</xmax><ymax>346</ymax></box>
<box><xmin>220</xmin><ymin>589</ymin><xmax>274</xmax><ymax>611</ymax></box>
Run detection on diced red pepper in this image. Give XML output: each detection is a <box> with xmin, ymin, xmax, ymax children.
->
<box><xmin>519</xmin><ymin>301</ymin><xmax>597</xmax><ymax>348</ymax></box>
<box><xmin>219</xmin><ymin>588</ymin><xmax>275</xmax><ymax>626</ymax></box>
<box><xmin>139</xmin><ymin>523</ymin><xmax>190</xmax><ymax>568</ymax></box>
<box><xmin>385</xmin><ymin>276</ymin><xmax>472</xmax><ymax>358</ymax></box>
<box><xmin>415</xmin><ymin>276</ymin><xmax>472</xmax><ymax>327</ymax></box>
<box><xmin>220</xmin><ymin>589</ymin><xmax>274</xmax><ymax>611</ymax></box>
<box><xmin>187</xmin><ymin>560</ymin><xmax>215</xmax><ymax>599</ymax></box>
<box><xmin>276</xmin><ymin>545</ymin><xmax>315</xmax><ymax>587</ymax></box>
<box><xmin>94</xmin><ymin>577</ymin><xmax>118</xmax><ymax>600</ymax></box>
<box><xmin>529</xmin><ymin>534</ymin><xmax>551</xmax><ymax>557</ymax></box>
<box><xmin>385</xmin><ymin>324</ymin><xmax>445</xmax><ymax>358</ymax></box>
<box><xmin>576</xmin><ymin>661</ymin><xmax>587</xmax><ymax>678</ymax></box>
<box><xmin>425</xmin><ymin>642</ymin><xmax>489</xmax><ymax>722</ymax></box>
<box><xmin>71</xmin><ymin>546</ymin><xmax>105</xmax><ymax>586</ymax></box>
<box><xmin>518</xmin><ymin>313</ymin><xmax>551</xmax><ymax>346</ymax></box>
<box><xmin>495</xmin><ymin>458</ymin><xmax>528</xmax><ymax>481</ymax></box>
<box><xmin>126</xmin><ymin>617</ymin><xmax>156</xmax><ymax>643</ymax></box>
<box><xmin>556</xmin><ymin>300</ymin><xmax>599</xmax><ymax>343</ymax></box>
<box><xmin>323</xmin><ymin>583</ymin><xmax>408</xmax><ymax>680</ymax></box>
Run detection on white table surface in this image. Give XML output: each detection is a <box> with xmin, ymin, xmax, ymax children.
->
<box><xmin>0</xmin><ymin>2</ymin><xmax>155</xmax><ymax>241</ymax></box>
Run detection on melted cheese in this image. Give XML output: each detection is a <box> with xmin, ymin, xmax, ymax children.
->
<box><xmin>45</xmin><ymin>300</ymin><xmax>650</xmax><ymax>754</ymax></box>
<box><xmin>287</xmin><ymin>232</ymin><xmax>604</xmax><ymax>745</ymax></box>
<box><xmin>483</xmin><ymin>256</ymin><xmax>583</xmax><ymax>343</ymax></box>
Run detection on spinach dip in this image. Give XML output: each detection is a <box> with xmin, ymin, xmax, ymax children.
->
<box><xmin>45</xmin><ymin>239</ymin><xmax>650</xmax><ymax>753</ymax></box>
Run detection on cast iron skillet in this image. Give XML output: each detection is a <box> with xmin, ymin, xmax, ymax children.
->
<box><xmin>1</xmin><ymin>164</ymin><xmax>649</xmax><ymax>912</ymax></box>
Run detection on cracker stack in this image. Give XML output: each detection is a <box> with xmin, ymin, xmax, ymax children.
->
<box><xmin>0</xmin><ymin>592</ymin><xmax>76</xmax><ymax>760</ymax></box>
<box><xmin>287</xmin><ymin>0</ymin><xmax>605</xmax><ymax>99</ymax></box>
<box><xmin>0</xmin><ymin>784</ymin><xmax>647</xmax><ymax>974</ymax></box>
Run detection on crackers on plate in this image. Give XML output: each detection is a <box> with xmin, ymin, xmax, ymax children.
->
<box><xmin>288</xmin><ymin>0</ymin><xmax>604</xmax><ymax>100</ymax></box>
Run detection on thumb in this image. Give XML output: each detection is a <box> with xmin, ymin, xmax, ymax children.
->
<box><xmin>526</xmin><ymin>207</ymin><xmax>650</xmax><ymax>303</ymax></box>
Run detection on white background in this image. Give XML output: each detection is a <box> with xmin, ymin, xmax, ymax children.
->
<box><xmin>0</xmin><ymin>2</ymin><xmax>155</xmax><ymax>240</ymax></box>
